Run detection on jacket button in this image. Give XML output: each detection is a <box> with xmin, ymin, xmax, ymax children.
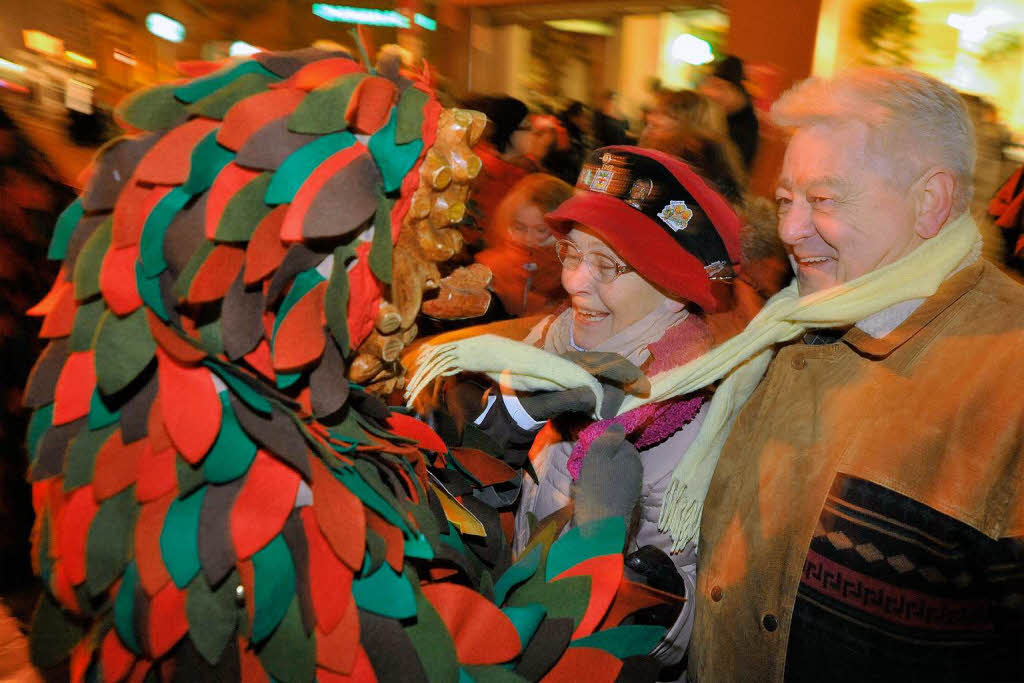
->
<box><xmin>791</xmin><ymin>357</ymin><xmax>807</xmax><ymax>369</ymax></box>
<box><xmin>762</xmin><ymin>613</ymin><xmax>779</xmax><ymax>632</ymax></box>
<box><xmin>710</xmin><ymin>585</ymin><xmax>723</xmax><ymax>602</ymax></box>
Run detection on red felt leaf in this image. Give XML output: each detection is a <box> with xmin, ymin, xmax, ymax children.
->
<box><xmin>112</xmin><ymin>183</ymin><xmax>172</xmax><ymax>249</ymax></box>
<box><xmin>101</xmin><ymin>245</ymin><xmax>143</xmax><ymax>315</ymax></box>
<box><xmin>279</xmin><ymin>144</ymin><xmax>367</xmax><ymax>242</ymax></box>
<box><xmin>420</xmin><ymin>583</ymin><xmax>522</xmax><ymax>665</ymax></box>
<box><xmin>100</xmin><ymin>627</ymin><xmax>136</xmax><ymax>682</ymax></box>
<box><xmin>157</xmin><ymin>348</ymin><xmax>221</xmax><ymax>463</ymax></box>
<box><xmin>93</xmin><ymin>429</ymin><xmax>145</xmax><ymax>501</ymax></box>
<box><xmin>243</xmin><ymin>339</ymin><xmax>275</xmax><ymax>382</ymax></box>
<box><xmin>599</xmin><ymin>579</ymin><xmax>681</xmax><ymax>631</ymax></box>
<box><xmin>146</xmin><ymin>396</ymin><xmax>174</xmax><ymax>455</ymax></box>
<box><xmin>244</xmin><ymin>204</ymin><xmax>289</xmax><ymax>284</ymax></box>
<box><xmin>230</xmin><ymin>451</ymin><xmax>300</xmax><ymax>558</ymax></box>
<box><xmin>186</xmin><ymin>244</ymin><xmax>245</xmax><ymax>304</ymax></box>
<box><xmin>59</xmin><ymin>486</ymin><xmax>100</xmax><ymax>586</ymax></box>
<box><xmin>309</xmin><ymin>458</ymin><xmax>364</xmax><ymax>571</ymax></box>
<box><xmin>365</xmin><ymin>511</ymin><xmax>403</xmax><ymax>573</ymax></box>
<box><xmin>175</xmin><ymin>61</ymin><xmax>222</xmax><ymax>78</ymax></box>
<box><xmin>300</xmin><ymin>507</ymin><xmax>352</xmax><ymax>633</ymax></box>
<box><xmin>273</xmin><ymin>280</ymin><xmax>326</xmax><ymax>372</ymax></box>
<box><xmin>217</xmin><ymin>88</ymin><xmax>306</xmax><ymax>151</ymax></box>
<box><xmin>384</xmin><ymin>413</ymin><xmax>446</xmax><ymax>454</ymax></box>
<box><xmin>136</xmin><ymin>118</ymin><xmax>220</xmax><ymax>186</ymax></box>
<box><xmin>125</xmin><ymin>660</ymin><xmax>152</xmax><ymax>683</ymax></box>
<box><xmin>315</xmin><ymin>597</ymin><xmax>359</xmax><ymax>674</ymax></box>
<box><xmin>70</xmin><ymin>639</ymin><xmax>91</xmax><ymax>683</ymax></box>
<box><xmin>148</xmin><ymin>581</ymin><xmax>188</xmax><ymax>657</ymax></box>
<box><xmin>237</xmin><ymin>560</ymin><xmax>256</xmax><ymax>626</ymax></box>
<box><xmin>205</xmin><ymin>163</ymin><xmax>262</xmax><ymax>240</ymax></box>
<box><xmin>315</xmin><ymin>645</ymin><xmax>376</xmax><ymax>683</ymax></box>
<box><xmin>54</xmin><ymin>350</ymin><xmax>96</xmax><ymax>426</ymax></box>
<box><xmin>27</xmin><ymin>267</ymin><xmax>69</xmax><ymax>316</ymax></box>
<box><xmin>39</xmin><ymin>280</ymin><xmax>77</xmax><ymax>339</ymax></box>
<box><xmin>52</xmin><ymin>560</ymin><xmax>80</xmax><ymax>612</ymax></box>
<box><xmin>541</xmin><ymin>647</ymin><xmax>622</xmax><ymax>683</ymax></box>
<box><xmin>272</xmin><ymin>58</ymin><xmax>364</xmax><ymax>92</ymax></box>
<box><xmin>146</xmin><ymin>310</ymin><xmax>207</xmax><ymax>365</ymax></box>
<box><xmin>346</xmin><ymin>242</ymin><xmax>380</xmax><ymax>351</ymax></box>
<box><xmin>344</xmin><ymin>76</ymin><xmax>397</xmax><ymax>135</ymax></box>
<box><xmin>551</xmin><ymin>554</ymin><xmax>623</xmax><ymax>640</ymax></box>
<box><xmin>448</xmin><ymin>448</ymin><xmax>516</xmax><ymax>488</ymax></box>
<box><xmin>239</xmin><ymin>635</ymin><xmax>270</xmax><ymax>682</ymax></box>
<box><xmin>135</xmin><ymin>491</ymin><xmax>174</xmax><ymax>596</ymax></box>
<box><xmin>135</xmin><ymin>444</ymin><xmax>177</xmax><ymax>503</ymax></box>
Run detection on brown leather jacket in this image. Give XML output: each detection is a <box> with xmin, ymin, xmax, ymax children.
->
<box><xmin>690</xmin><ymin>262</ymin><xmax>1024</xmax><ymax>682</ymax></box>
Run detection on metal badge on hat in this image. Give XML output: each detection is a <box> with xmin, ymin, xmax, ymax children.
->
<box><xmin>657</xmin><ymin>200</ymin><xmax>693</xmax><ymax>232</ymax></box>
<box><xmin>625</xmin><ymin>178</ymin><xmax>654</xmax><ymax>210</ymax></box>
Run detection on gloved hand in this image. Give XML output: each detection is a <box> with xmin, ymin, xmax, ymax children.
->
<box><xmin>623</xmin><ymin>545</ymin><xmax>686</xmax><ymax>627</ymax></box>
<box><xmin>516</xmin><ymin>351</ymin><xmax>649</xmax><ymax>422</ymax></box>
<box><xmin>573</xmin><ymin>424</ymin><xmax>643</xmax><ymax>528</ymax></box>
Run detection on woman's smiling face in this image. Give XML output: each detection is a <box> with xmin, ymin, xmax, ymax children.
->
<box><xmin>560</xmin><ymin>227</ymin><xmax>671</xmax><ymax>349</ymax></box>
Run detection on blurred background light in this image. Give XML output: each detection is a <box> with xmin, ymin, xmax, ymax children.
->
<box><xmin>65</xmin><ymin>51</ymin><xmax>96</xmax><ymax>69</ymax></box>
<box><xmin>0</xmin><ymin>58</ymin><xmax>26</xmax><ymax>74</ymax></box>
<box><xmin>229</xmin><ymin>41</ymin><xmax>262</xmax><ymax>56</ymax></box>
<box><xmin>145</xmin><ymin>13</ymin><xmax>186</xmax><ymax>43</ymax></box>
<box><xmin>670</xmin><ymin>33</ymin><xmax>714</xmax><ymax>65</ymax></box>
<box><xmin>112</xmin><ymin>50</ymin><xmax>137</xmax><ymax>66</ymax></box>
<box><xmin>414</xmin><ymin>14</ymin><xmax>437</xmax><ymax>31</ymax></box>
<box><xmin>22</xmin><ymin>30</ymin><xmax>63</xmax><ymax>57</ymax></box>
<box><xmin>312</xmin><ymin>5</ymin><xmax>436</xmax><ymax>30</ymax></box>
<box><xmin>544</xmin><ymin>20</ymin><xmax>615</xmax><ymax>36</ymax></box>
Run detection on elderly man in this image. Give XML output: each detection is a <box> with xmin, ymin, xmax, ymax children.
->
<box><xmin>689</xmin><ymin>69</ymin><xmax>1024</xmax><ymax>681</ymax></box>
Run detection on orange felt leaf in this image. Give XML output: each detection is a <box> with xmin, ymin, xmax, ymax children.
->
<box><xmin>599</xmin><ymin>579</ymin><xmax>682</xmax><ymax>631</ymax></box>
<box><xmin>541</xmin><ymin>647</ymin><xmax>622</xmax><ymax>683</ymax></box>
<box><xmin>346</xmin><ymin>243</ymin><xmax>379</xmax><ymax>351</ymax></box>
<box><xmin>100</xmin><ymin>245</ymin><xmax>143</xmax><ymax>315</ymax></box>
<box><xmin>186</xmin><ymin>244</ymin><xmax>245</xmax><ymax>304</ymax></box>
<box><xmin>146</xmin><ymin>396</ymin><xmax>174</xmax><ymax>454</ymax></box>
<box><xmin>243</xmin><ymin>339</ymin><xmax>275</xmax><ymax>382</ymax></box>
<box><xmin>217</xmin><ymin>88</ymin><xmax>306</xmax><ymax>151</ymax></box>
<box><xmin>365</xmin><ymin>511</ymin><xmax>403</xmax><ymax>573</ymax></box>
<box><xmin>205</xmin><ymin>163</ymin><xmax>262</xmax><ymax>239</ymax></box>
<box><xmin>52</xmin><ymin>560</ymin><xmax>80</xmax><ymax>612</ymax></box>
<box><xmin>100</xmin><ymin>627</ymin><xmax>136</xmax><ymax>682</ymax></box>
<box><xmin>551</xmin><ymin>554</ymin><xmax>623</xmax><ymax>640</ymax></box>
<box><xmin>279</xmin><ymin>144</ymin><xmax>366</xmax><ymax>242</ymax></box>
<box><xmin>244</xmin><ymin>204</ymin><xmax>289</xmax><ymax>284</ymax></box>
<box><xmin>148</xmin><ymin>581</ymin><xmax>188</xmax><ymax>657</ymax></box>
<box><xmin>315</xmin><ymin>645</ymin><xmax>377</xmax><ymax>683</ymax></box>
<box><xmin>112</xmin><ymin>183</ymin><xmax>173</xmax><ymax>249</ymax></box>
<box><xmin>230</xmin><ymin>451</ymin><xmax>301</xmax><ymax>558</ymax></box>
<box><xmin>135</xmin><ymin>491</ymin><xmax>174</xmax><ymax>596</ymax></box>
<box><xmin>27</xmin><ymin>268</ymin><xmax>70</xmax><ymax>316</ymax></box>
<box><xmin>315</xmin><ymin>597</ymin><xmax>359</xmax><ymax>674</ymax></box>
<box><xmin>125</xmin><ymin>660</ymin><xmax>152</xmax><ymax>683</ymax></box>
<box><xmin>39</xmin><ymin>281</ymin><xmax>77</xmax><ymax>338</ymax></box>
<box><xmin>54</xmin><ymin>350</ymin><xmax>96</xmax><ymax>425</ymax></box>
<box><xmin>238</xmin><ymin>637</ymin><xmax>270</xmax><ymax>682</ymax></box>
<box><xmin>175</xmin><ymin>61</ymin><xmax>222</xmax><ymax>79</ymax></box>
<box><xmin>135</xmin><ymin>118</ymin><xmax>220</xmax><ymax>186</ymax></box>
<box><xmin>384</xmin><ymin>413</ymin><xmax>446</xmax><ymax>454</ymax></box>
<box><xmin>156</xmin><ymin>348</ymin><xmax>221</xmax><ymax>463</ymax></box>
<box><xmin>310</xmin><ymin>457</ymin><xmax>365</xmax><ymax>571</ymax></box>
<box><xmin>273</xmin><ymin>58</ymin><xmax>364</xmax><ymax>91</ymax></box>
<box><xmin>344</xmin><ymin>76</ymin><xmax>397</xmax><ymax>135</ymax></box>
<box><xmin>300</xmin><ymin>507</ymin><xmax>352</xmax><ymax>634</ymax></box>
<box><xmin>58</xmin><ymin>486</ymin><xmax>100</xmax><ymax>586</ymax></box>
<box><xmin>237</xmin><ymin>561</ymin><xmax>256</xmax><ymax>626</ymax></box>
<box><xmin>135</xmin><ymin>444</ymin><xmax>177</xmax><ymax>503</ymax></box>
<box><xmin>272</xmin><ymin>281</ymin><xmax>326</xmax><ymax>372</ymax></box>
<box><xmin>146</xmin><ymin>310</ymin><xmax>207</xmax><ymax>364</ymax></box>
<box><xmin>420</xmin><ymin>583</ymin><xmax>522</xmax><ymax>665</ymax></box>
<box><xmin>69</xmin><ymin>639</ymin><xmax>91</xmax><ymax>683</ymax></box>
<box><xmin>93</xmin><ymin>429</ymin><xmax>144</xmax><ymax>501</ymax></box>
<box><xmin>450</xmin><ymin>448</ymin><xmax>517</xmax><ymax>488</ymax></box>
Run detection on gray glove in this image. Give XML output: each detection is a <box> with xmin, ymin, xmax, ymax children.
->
<box><xmin>518</xmin><ymin>351</ymin><xmax>649</xmax><ymax>422</ymax></box>
<box><xmin>573</xmin><ymin>423</ymin><xmax>643</xmax><ymax>529</ymax></box>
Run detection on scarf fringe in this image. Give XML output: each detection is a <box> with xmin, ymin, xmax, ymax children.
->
<box><xmin>659</xmin><ymin>479</ymin><xmax>702</xmax><ymax>553</ymax></box>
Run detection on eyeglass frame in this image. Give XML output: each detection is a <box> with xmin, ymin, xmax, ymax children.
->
<box><xmin>553</xmin><ymin>239</ymin><xmax>635</xmax><ymax>283</ymax></box>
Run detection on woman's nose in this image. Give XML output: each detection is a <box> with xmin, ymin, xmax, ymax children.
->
<box><xmin>561</xmin><ymin>260</ymin><xmax>593</xmax><ymax>293</ymax></box>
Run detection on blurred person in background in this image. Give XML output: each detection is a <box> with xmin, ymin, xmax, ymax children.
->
<box><xmin>541</xmin><ymin>100</ymin><xmax>589</xmax><ymax>184</ymax></box>
<box><xmin>475</xmin><ymin>173</ymin><xmax>573</xmax><ymax>317</ymax></box>
<box><xmin>700</xmin><ymin>55</ymin><xmax>759</xmax><ymax>172</ymax></box>
<box><xmin>593</xmin><ymin>89</ymin><xmax>632</xmax><ymax>147</ymax></box>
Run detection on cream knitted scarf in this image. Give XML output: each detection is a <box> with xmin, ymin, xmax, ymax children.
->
<box><xmin>406</xmin><ymin>212</ymin><xmax>981</xmax><ymax>549</ymax></box>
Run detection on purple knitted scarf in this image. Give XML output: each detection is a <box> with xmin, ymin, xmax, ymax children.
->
<box><xmin>566</xmin><ymin>394</ymin><xmax>705</xmax><ymax>480</ymax></box>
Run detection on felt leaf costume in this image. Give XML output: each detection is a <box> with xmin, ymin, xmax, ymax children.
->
<box><xmin>23</xmin><ymin>48</ymin><xmax>679</xmax><ymax>681</ymax></box>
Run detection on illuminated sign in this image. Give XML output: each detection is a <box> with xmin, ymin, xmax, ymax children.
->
<box><xmin>312</xmin><ymin>4</ymin><xmax>436</xmax><ymax>30</ymax></box>
<box><xmin>229</xmin><ymin>41</ymin><xmax>262</xmax><ymax>56</ymax></box>
<box><xmin>113</xmin><ymin>49</ymin><xmax>137</xmax><ymax>66</ymax></box>
<box><xmin>65</xmin><ymin>51</ymin><xmax>97</xmax><ymax>69</ymax></box>
<box><xmin>670</xmin><ymin>34</ymin><xmax>714</xmax><ymax>65</ymax></box>
<box><xmin>146</xmin><ymin>13</ymin><xmax>186</xmax><ymax>43</ymax></box>
<box><xmin>0</xmin><ymin>58</ymin><xmax>26</xmax><ymax>73</ymax></box>
<box><xmin>23</xmin><ymin>29</ymin><xmax>64</xmax><ymax>57</ymax></box>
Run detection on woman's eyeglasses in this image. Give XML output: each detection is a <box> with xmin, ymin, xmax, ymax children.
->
<box><xmin>554</xmin><ymin>239</ymin><xmax>634</xmax><ymax>283</ymax></box>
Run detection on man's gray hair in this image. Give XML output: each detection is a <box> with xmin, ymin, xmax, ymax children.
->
<box><xmin>771</xmin><ymin>68</ymin><xmax>975</xmax><ymax>214</ymax></box>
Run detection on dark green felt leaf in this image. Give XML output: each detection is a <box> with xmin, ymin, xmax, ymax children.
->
<box><xmin>256</xmin><ymin>598</ymin><xmax>314</xmax><ymax>683</ymax></box>
<box><xmin>504</xmin><ymin>575</ymin><xmax>591</xmax><ymax>631</ymax></box>
<box><xmin>26</xmin><ymin>405</ymin><xmax>54</xmax><ymax>466</ymax></box>
<box><xmin>73</xmin><ymin>216</ymin><xmax>112</xmax><ymax>301</ymax></box>
<box><xmin>569</xmin><ymin>625</ymin><xmax>667</xmax><ymax>660</ymax></box>
<box><xmin>115</xmin><ymin>83</ymin><xmax>188</xmax><ymax>131</ymax></box>
<box><xmin>112</xmin><ymin>562</ymin><xmax>141</xmax><ymax>654</ymax></box>
<box><xmin>187</xmin><ymin>72</ymin><xmax>278</xmax><ymax>120</ymax></box>
<box><xmin>215</xmin><ymin>172</ymin><xmax>273</xmax><ymax>242</ymax></box>
<box><xmin>95</xmin><ymin>308</ymin><xmax>157</xmax><ymax>396</ymax></box>
<box><xmin>462</xmin><ymin>666</ymin><xmax>528</xmax><ymax>683</ymax></box>
<box><xmin>205</xmin><ymin>362</ymin><xmax>272</xmax><ymax>414</ymax></box>
<box><xmin>250</xmin><ymin>534</ymin><xmax>296</xmax><ymax>643</ymax></box>
<box><xmin>30</xmin><ymin>591</ymin><xmax>85</xmax><ymax>668</ymax></box>
<box><xmin>405</xmin><ymin>589</ymin><xmax>459</xmax><ymax>683</ymax></box>
<box><xmin>63</xmin><ymin>423</ymin><xmax>117</xmax><ymax>492</ymax></box>
<box><xmin>161</xmin><ymin>487</ymin><xmax>206</xmax><ymax>588</ymax></box>
<box><xmin>85</xmin><ymin>488</ymin><xmax>138</xmax><ymax>596</ymax></box>
<box><xmin>202</xmin><ymin>393</ymin><xmax>257</xmax><ymax>483</ymax></box>
<box><xmin>545</xmin><ymin>517</ymin><xmax>626</xmax><ymax>582</ymax></box>
<box><xmin>48</xmin><ymin>198</ymin><xmax>83</xmax><ymax>261</ymax></box>
<box><xmin>181</xmin><ymin>131</ymin><xmax>235</xmax><ymax>196</ymax></box>
<box><xmin>69</xmin><ymin>298</ymin><xmax>107</xmax><ymax>352</ymax></box>
<box><xmin>197</xmin><ymin>318</ymin><xmax>224</xmax><ymax>357</ymax></box>
<box><xmin>185</xmin><ymin>571</ymin><xmax>241</xmax><ymax>665</ymax></box>
<box><xmin>394</xmin><ymin>87</ymin><xmax>429</xmax><ymax>145</ymax></box>
<box><xmin>171</xmin><ymin>240</ymin><xmax>215</xmax><ymax>301</ymax></box>
<box><xmin>288</xmin><ymin>73</ymin><xmax>366</xmax><ymax>134</ymax></box>
<box><xmin>324</xmin><ymin>243</ymin><xmax>354</xmax><ymax>354</ymax></box>
<box><xmin>368</xmin><ymin>193</ymin><xmax>394</xmax><ymax>284</ymax></box>
<box><xmin>177</xmin><ymin>455</ymin><xmax>207</xmax><ymax>498</ymax></box>
<box><xmin>174</xmin><ymin>60</ymin><xmax>278</xmax><ymax>103</ymax></box>
<box><xmin>493</xmin><ymin>545</ymin><xmax>542</xmax><ymax>606</ymax></box>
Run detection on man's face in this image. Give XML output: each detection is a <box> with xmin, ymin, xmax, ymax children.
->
<box><xmin>775</xmin><ymin>121</ymin><xmax>921</xmax><ymax>295</ymax></box>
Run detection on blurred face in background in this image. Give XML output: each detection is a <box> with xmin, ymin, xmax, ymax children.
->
<box><xmin>507</xmin><ymin>203</ymin><xmax>553</xmax><ymax>248</ymax></box>
<box><xmin>700</xmin><ymin>76</ymin><xmax>745</xmax><ymax>114</ymax></box>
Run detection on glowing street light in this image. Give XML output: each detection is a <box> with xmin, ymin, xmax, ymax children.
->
<box><xmin>146</xmin><ymin>13</ymin><xmax>186</xmax><ymax>43</ymax></box>
<box><xmin>671</xmin><ymin>34</ymin><xmax>714</xmax><ymax>65</ymax></box>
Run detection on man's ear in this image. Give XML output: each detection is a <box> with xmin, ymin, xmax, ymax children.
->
<box><xmin>914</xmin><ymin>168</ymin><xmax>955</xmax><ymax>239</ymax></box>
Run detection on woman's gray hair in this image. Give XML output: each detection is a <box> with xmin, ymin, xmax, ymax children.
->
<box><xmin>771</xmin><ymin>68</ymin><xmax>975</xmax><ymax>214</ymax></box>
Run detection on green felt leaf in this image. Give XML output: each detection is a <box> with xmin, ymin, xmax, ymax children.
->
<box><xmin>271</xmin><ymin>268</ymin><xmax>325</xmax><ymax>343</ymax></box>
<box><xmin>461</xmin><ymin>666</ymin><xmax>527</xmax><ymax>683</ymax></box>
<box><xmin>363</xmin><ymin>528</ymin><xmax>386</xmax><ymax>576</ymax></box>
<box><xmin>171</xmin><ymin>240</ymin><xmax>215</xmax><ymax>301</ymax></box>
<box><xmin>112</xmin><ymin>561</ymin><xmax>141</xmax><ymax>654</ymax></box>
<box><xmin>251</xmin><ymin>534</ymin><xmax>296</xmax><ymax>643</ymax></box>
<box><xmin>177</xmin><ymin>456</ymin><xmax>206</xmax><ymax>498</ymax></box>
<box><xmin>94</xmin><ymin>308</ymin><xmax>156</xmax><ymax>396</ymax></box>
<box><xmin>493</xmin><ymin>545</ymin><xmax>542</xmax><ymax>606</ymax></box>
<box><xmin>345</xmin><ymin>461</ymin><xmax>410</xmax><ymax>533</ymax></box>
<box><xmin>139</xmin><ymin>186</ymin><xmax>192</xmax><ymax>277</ymax></box>
<box><xmin>394</xmin><ymin>87</ymin><xmax>429</xmax><ymax>145</ymax></box>
<box><xmin>73</xmin><ymin>216</ymin><xmax>112</xmax><ymax>301</ymax></box>
<box><xmin>216</xmin><ymin>172</ymin><xmax>273</xmax><ymax>242</ymax></box>
<box><xmin>161</xmin><ymin>487</ymin><xmax>206</xmax><ymax>588</ymax></box>
<box><xmin>256</xmin><ymin>598</ymin><xmax>314</xmax><ymax>683</ymax></box>
<box><xmin>197</xmin><ymin>317</ymin><xmax>224</xmax><ymax>356</ymax></box>
<box><xmin>275</xmin><ymin>369</ymin><xmax>301</xmax><ymax>390</ymax></box>
<box><xmin>27</xmin><ymin>405</ymin><xmax>54</xmax><ymax>467</ymax></box>
<box><xmin>63</xmin><ymin>423</ymin><xmax>117</xmax><ymax>492</ymax></box>
<box><xmin>187</xmin><ymin>72</ymin><xmax>279</xmax><ymax>120</ymax></box>
<box><xmin>460</xmin><ymin>423</ymin><xmax>504</xmax><ymax>460</ymax></box>
<box><xmin>30</xmin><ymin>591</ymin><xmax>85</xmax><ymax>668</ymax></box>
<box><xmin>174</xmin><ymin>60</ymin><xmax>279</xmax><ymax>104</ymax></box>
<box><xmin>501</xmin><ymin>605</ymin><xmax>547</xmax><ymax>649</ymax></box>
<box><xmin>504</xmin><ymin>575</ymin><xmax>590</xmax><ymax>630</ymax></box>
<box><xmin>86</xmin><ymin>488</ymin><xmax>138</xmax><ymax>596</ymax></box>
<box><xmin>368</xmin><ymin>110</ymin><xmax>423</xmax><ymax>192</ymax></box>
<box><xmin>204</xmin><ymin>362</ymin><xmax>272</xmax><ymax>414</ymax></box>
<box><xmin>404</xmin><ymin>532</ymin><xmax>434</xmax><ymax>560</ymax></box>
<box><xmin>135</xmin><ymin>265</ymin><xmax>167</xmax><ymax>322</ymax></box>
<box><xmin>48</xmin><ymin>198</ymin><xmax>83</xmax><ymax>261</ymax></box>
<box><xmin>545</xmin><ymin>517</ymin><xmax>626</xmax><ymax>582</ymax></box>
<box><xmin>70</xmin><ymin>298</ymin><xmax>107</xmax><ymax>352</ymax></box>
<box><xmin>181</xmin><ymin>131</ymin><xmax>235</xmax><ymax>196</ymax></box>
<box><xmin>405</xmin><ymin>588</ymin><xmax>459</xmax><ymax>683</ymax></box>
<box><xmin>368</xmin><ymin>193</ymin><xmax>394</xmax><ymax>284</ymax></box>
<box><xmin>203</xmin><ymin>393</ymin><xmax>257</xmax><ymax>483</ymax></box>
<box><xmin>264</xmin><ymin>131</ymin><xmax>355</xmax><ymax>205</ymax></box>
<box><xmin>88</xmin><ymin>390</ymin><xmax>121</xmax><ymax>430</ymax></box>
<box><xmin>324</xmin><ymin>410</ymin><xmax>370</xmax><ymax>447</ymax></box>
<box><xmin>288</xmin><ymin>73</ymin><xmax>366</xmax><ymax>134</ymax></box>
<box><xmin>37</xmin><ymin>512</ymin><xmax>53</xmax><ymax>585</ymax></box>
<box><xmin>115</xmin><ymin>83</ymin><xmax>188</xmax><ymax>131</ymax></box>
<box><xmin>352</xmin><ymin>556</ymin><xmax>416</xmax><ymax>619</ymax></box>
<box><xmin>185</xmin><ymin>571</ymin><xmax>241</xmax><ymax>665</ymax></box>
<box><xmin>324</xmin><ymin>243</ymin><xmax>354</xmax><ymax>355</ymax></box>
<box><xmin>569</xmin><ymin>625</ymin><xmax>667</xmax><ymax>659</ymax></box>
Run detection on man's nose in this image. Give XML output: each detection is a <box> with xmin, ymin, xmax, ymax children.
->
<box><xmin>777</xmin><ymin>202</ymin><xmax>813</xmax><ymax>246</ymax></box>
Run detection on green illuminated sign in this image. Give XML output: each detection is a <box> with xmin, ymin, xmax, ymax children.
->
<box><xmin>312</xmin><ymin>4</ymin><xmax>436</xmax><ymax>31</ymax></box>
